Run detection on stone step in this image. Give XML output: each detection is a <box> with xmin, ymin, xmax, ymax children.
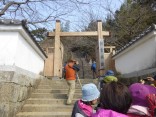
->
<box><xmin>37</xmin><ymin>85</ymin><xmax>82</xmax><ymax>89</ymax></box>
<box><xmin>16</xmin><ymin>112</ymin><xmax>71</xmax><ymax>117</ymax></box>
<box><xmin>47</xmin><ymin>82</ymin><xmax>94</xmax><ymax>86</ymax></box>
<box><xmin>39</xmin><ymin>79</ymin><xmax>52</xmax><ymax>84</ymax></box>
<box><xmin>79</xmin><ymin>80</ymin><xmax>98</xmax><ymax>84</ymax></box>
<box><xmin>21</xmin><ymin>104</ymin><xmax>73</xmax><ymax>112</ymax></box>
<box><xmin>38</xmin><ymin>83</ymin><xmax>81</xmax><ymax>88</ymax></box>
<box><xmin>26</xmin><ymin>98</ymin><xmax>76</xmax><ymax>105</ymax></box>
<box><xmin>39</xmin><ymin>79</ymin><xmax>96</xmax><ymax>84</ymax></box>
<box><xmin>34</xmin><ymin>89</ymin><xmax>81</xmax><ymax>93</ymax></box>
<box><xmin>30</xmin><ymin>93</ymin><xmax>81</xmax><ymax>99</ymax></box>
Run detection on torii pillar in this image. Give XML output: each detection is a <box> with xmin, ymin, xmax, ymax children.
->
<box><xmin>97</xmin><ymin>20</ymin><xmax>105</xmax><ymax>76</ymax></box>
<box><xmin>53</xmin><ymin>20</ymin><xmax>61</xmax><ymax>77</ymax></box>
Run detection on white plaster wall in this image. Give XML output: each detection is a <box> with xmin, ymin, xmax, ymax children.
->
<box><xmin>0</xmin><ymin>25</ymin><xmax>45</xmax><ymax>74</ymax></box>
<box><xmin>14</xmin><ymin>33</ymin><xmax>44</xmax><ymax>74</ymax></box>
<box><xmin>0</xmin><ymin>32</ymin><xmax>18</xmax><ymax>65</ymax></box>
<box><xmin>115</xmin><ymin>32</ymin><xmax>156</xmax><ymax>74</ymax></box>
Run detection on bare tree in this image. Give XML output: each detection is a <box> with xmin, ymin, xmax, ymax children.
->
<box><xmin>0</xmin><ymin>0</ymin><xmax>96</xmax><ymax>28</ymax></box>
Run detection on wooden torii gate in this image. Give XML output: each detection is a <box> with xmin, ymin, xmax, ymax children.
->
<box><xmin>48</xmin><ymin>20</ymin><xmax>110</xmax><ymax>77</ymax></box>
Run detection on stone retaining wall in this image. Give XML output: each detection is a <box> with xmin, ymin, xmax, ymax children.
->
<box><xmin>0</xmin><ymin>66</ymin><xmax>42</xmax><ymax>117</ymax></box>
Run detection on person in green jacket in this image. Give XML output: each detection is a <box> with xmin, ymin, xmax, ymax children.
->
<box><xmin>98</xmin><ymin>70</ymin><xmax>118</xmax><ymax>91</ymax></box>
<box><xmin>103</xmin><ymin>70</ymin><xmax>118</xmax><ymax>83</ymax></box>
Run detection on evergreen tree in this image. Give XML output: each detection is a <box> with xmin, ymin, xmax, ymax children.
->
<box><xmin>104</xmin><ymin>0</ymin><xmax>156</xmax><ymax>48</ymax></box>
<box><xmin>31</xmin><ymin>28</ymin><xmax>48</xmax><ymax>41</ymax></box>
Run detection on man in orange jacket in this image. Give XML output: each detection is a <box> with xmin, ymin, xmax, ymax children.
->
<box><xmin>65</xmin><ymin>59</ymin><xmax>80</xmax><ymax>105</ymax></box>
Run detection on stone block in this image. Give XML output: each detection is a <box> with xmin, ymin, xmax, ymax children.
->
<box><xmin>0</xmin><ymin>66</ymin><xmax>42</xmax><ymax>117</ymax></box>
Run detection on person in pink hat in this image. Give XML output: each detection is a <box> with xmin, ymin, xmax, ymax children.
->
<box><xmin>127</xmin><ymin>83</ymin><xmax>156</xmax><ymax>117</ymax></box>
<box><xmin>92</xmin><ymin>81</ymin><xmax>132</xmax><ymax>117</ymax></box>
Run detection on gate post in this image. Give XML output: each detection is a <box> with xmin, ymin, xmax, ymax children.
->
<box><xmin>54</xmin><ymin>20</ymin><xmax>61</xmax><ymax>77</ymax></box>
<box><xmin>97</xmin><ymin>20</ymin><xmax>105</xmax><ymax>76</ymax></box>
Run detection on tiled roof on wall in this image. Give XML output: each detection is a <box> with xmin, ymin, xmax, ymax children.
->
<box><xmin>114</xmin><ymin>24</ymin><xmax>156</xmax><ymax>57</ymax></box>
<box><xmin>0</xmin><ymin>19</ymin><xmax>23</xmax><ymax>25</ymax></box>
<box><xmin>0</xmin><ymin>19</ymin><xmax>47</xmax><ymax>58</ymax></box>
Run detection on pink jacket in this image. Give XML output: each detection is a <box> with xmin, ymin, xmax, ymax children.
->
<box><xmin>78</xmin><ymin>100</ymin><xmax>93</xmax><ymax>116</ymax></box>
<box><xmin>91</xmin><ymin>109</ymin><xmax>128</xmax><ymax>117</ymax></box>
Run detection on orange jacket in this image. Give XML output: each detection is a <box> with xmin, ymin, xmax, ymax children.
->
<box><xmin>65</xmin><ymin>64</ymin><xmax>76</xmax><ymax>80</ymax></box>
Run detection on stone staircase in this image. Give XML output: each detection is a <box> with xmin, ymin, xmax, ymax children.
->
<box><xmin>16</xmin><ymin>78</ymin><xmax>97</xmax><ymax>117</ymax></box>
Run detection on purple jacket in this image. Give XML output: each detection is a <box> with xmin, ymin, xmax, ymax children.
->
<box><xmin>91</xmin><ymin>109</ymin><xmax>128</xmax><ymax>117</ymax></box>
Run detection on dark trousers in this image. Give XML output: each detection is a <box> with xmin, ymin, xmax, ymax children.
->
<box><xmin>92</xmin><ymin>70</ymin><xmax>96</xmax><ymax>79</ymax></box>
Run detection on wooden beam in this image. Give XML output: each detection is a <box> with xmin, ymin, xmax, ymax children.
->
<box><xmin>98</xmin><ymin>20</ymin><xmax>103</xmax><ymax>39</ymax></box>
<box><xmin>105</xmin><ymin>46</ymin><xmax>116</xmax><ymax>48</ymax></box>
<box><xmin>53</xmin><ymin>20</ymin><xmax>61</xmax><ymax>77</ymax></box>
<box><xmin>48</xmin><ymin>31</ymin><xmax>110</xmax><ymax>37</ymax></box>
<box><xmin>97</xmin><ymin>20</ymin><xmax>105</xmax><ymax>75</ymax></box>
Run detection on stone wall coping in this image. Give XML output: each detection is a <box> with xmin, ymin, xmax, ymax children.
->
<box><xmin>0</xmin><ymin>65</ymin><xmax>42</xmax><ymax>78</ymax></box>
<box><xmin>121</xmin><ymin>67</ymin><xmax>156</xmax><ymax>78</ymax></box>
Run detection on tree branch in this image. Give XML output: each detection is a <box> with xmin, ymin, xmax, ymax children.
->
<box><xmin>0</xmin><ymin>0</ymin><xmax>29</xmax><ymax>16</ymax></box>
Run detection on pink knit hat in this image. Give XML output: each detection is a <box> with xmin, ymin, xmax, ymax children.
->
<box><xmin>129</xmin><ymin>83</ymin><xmax>156</xmax><ymax>107</ymax></box>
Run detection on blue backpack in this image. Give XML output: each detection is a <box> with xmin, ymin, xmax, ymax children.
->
<box><xmin>91</xmin><ymin>63</ymin><xmax>96</xmax><ymax>71</ymax></box>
